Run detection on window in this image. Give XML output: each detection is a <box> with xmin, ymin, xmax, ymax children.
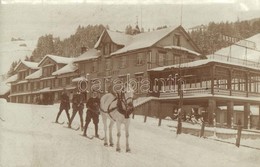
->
<box><xmin>136</xmin><ymin>53</ymin><xmax>144</xmax><ymax>65</ymax></box>
<box><xmin>80</xmin><ymin>63</ymin><xmax>85</xmax><ymax>75</ymax></box>
<box><xmin>92</xmin><ymin>61</ymin><xmax>98</xmax><ymax>73</ymax></box>
<box><xmin>119</xmin><ymin>56</ymin><xmax>127</xmax><ymax>68</ymax></box>
<box><xmin>105</xmin><ymin>59</ymin><xmax>111</xmax><ymax>70</ymax></box>
<box><xmin>158</xmin><ymin>52</ymin><xmax>167</xmax><ymax>66</ymax></box>
<box><xmin>104</xmin><ymin>43</ymin><xmax>110</xmax><ymax>55</ymax></box>
<box><xmin>174</xmin><ymin>55</ymin><xmax>181</xmax><ymax>64</ymax></box>
<box><xmin>66</xmin><ymin>77</ymin><xmax>70</xmax><ymax>85</ymax></box>
<box><xmin>62</xmin><ymin>78</ymin><xmax>66</xmax><ymax>86</ymax></box>
<box><xmin>174</xmin><ymin>34</ymin><xmax>181</xmax><ymax>46</ymax></box>
<box><xmin>147</xmin><ymin>51</ymin><xmax>152</xmax><ymax>69</ymax></box>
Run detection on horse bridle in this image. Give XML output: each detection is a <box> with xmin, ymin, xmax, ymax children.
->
<box><xmin>100</xmin><ymin>90</ymin><xmax>134</xmax><ymax>121</ymax></box>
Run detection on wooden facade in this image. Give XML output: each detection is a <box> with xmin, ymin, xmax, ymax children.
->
<box><xmin>74</xmin><ymin>25</ymin><xmax>202</xmax><ymax>96</ymax></box>
<box><xmin>9</xmin><ymin>56</ymin><xmax>77</xmax><ymax>104</ymax></box>
<box><xmin>148</xmin><ymin>59</ymin><xmax>260</xmax><ymax>129</ymax></box>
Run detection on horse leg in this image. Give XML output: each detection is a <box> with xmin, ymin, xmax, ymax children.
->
<box><xmin>109</xmin><ymin>121</ymin><xmax>114</xmax><ymax>147</ymax></box>
<box><xmin>125</xmin><ymin>120</ymin><xmax>131</xmax><ymax>152</ymax></box>
<box><xmin>116</xmin><ymin>122</ymin><xmax>121</xmax><ymax>152</ymax></box>
<box><xmin>102</xmin><ymin>115</ymin><xmax>108</xmax><ymax>146</ymax></box>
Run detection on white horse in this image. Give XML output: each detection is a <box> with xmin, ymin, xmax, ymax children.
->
<box><xmin>100</xmin><ymin>84</ymin><xmax>134</xmax><ymax>152</ymax></box>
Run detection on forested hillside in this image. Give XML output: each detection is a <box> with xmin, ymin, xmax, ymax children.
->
<box><xmin>7</xmin><ymin>18</ymin><xmax>260</xmax><ymax>77</ymax></box>
<box><xmin>29</xmin><ymin>24</ymin><xmax>106</xmax><ymax>61</ymax></box>
<box><xmin>188</xmin><ymin>18</ymin><xmax>260</xmax><ymax>55</ymax></box>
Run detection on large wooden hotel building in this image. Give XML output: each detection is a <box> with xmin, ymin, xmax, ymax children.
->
<box><xmin>7</xmin><ymin>25</ymin><xmax>260</xmax><ymax>129</ymax></box>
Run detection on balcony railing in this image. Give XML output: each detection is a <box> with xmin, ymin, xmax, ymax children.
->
<box><xmin>160</xmin><ymin>87</ymin><xmax>260</xmax><ymax>98</ymax></box>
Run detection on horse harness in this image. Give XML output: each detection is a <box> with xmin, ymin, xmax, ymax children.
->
<box><xmin>100</xmin><ymin>92</ymin><xmax>134</xmax><ymax>121</ymax></box>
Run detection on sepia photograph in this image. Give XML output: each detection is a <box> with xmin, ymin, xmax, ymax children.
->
<box><xmin>0</xmin><ymin>0</ymin><xmax>260</xmax><ymax>166</ymax></box>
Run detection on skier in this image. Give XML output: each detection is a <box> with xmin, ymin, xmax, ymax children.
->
<box><xmin>83</xmin><ymin>91</ymin><xmax>100</xmax><ymax>137</ymax></box>
<box><xmin>55</xmin><ymin>88</ymin><xmax>71</xmax><ymax>123</ymax></box>
<box><xmin>68</xmin><ymin>89</ymin><xmax>85</xmax><ymax>130</ymax></box>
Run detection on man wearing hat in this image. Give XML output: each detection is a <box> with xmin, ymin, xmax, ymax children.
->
<box><xmin>83</xmin><ymin>90</ymin><xmax>100</xmax><ymax>137</ymax></box>
<box><xmin>68</xmin><ymin>88</ymin><xmax>85</xmax><ymax>130</ymax></box>
<box><xmin>55</xmin><ymin>88</ymin><xmax>70</xmax><ymax>123</ymax></box>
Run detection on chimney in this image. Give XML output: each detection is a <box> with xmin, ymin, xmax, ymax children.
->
<box><xmin>81</xmin><ymin>47</ymin><xmax>87</xmax><ymax>54</ymax></box>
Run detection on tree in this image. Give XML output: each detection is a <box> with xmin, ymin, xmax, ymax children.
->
<box><xmin>7</xmin><ymin>61</ymin><xmax>18</xmax><ymax>77</ymax></box>
<box><xmin>125</xmin><ymin>25</ymin><xmax>133</xmax><ymax>35</ymax></box>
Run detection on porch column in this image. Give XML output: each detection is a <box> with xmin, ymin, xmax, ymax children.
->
<box><xmin>244</xmin><ymin>103</ymin><xmax>250</xmax><ymax>129</ymax></box>
<box><xmin>258</xmin><ymin>105</ymin><xmax>260</xmax><ymax>130</ymax></box>
<box><xmin>227</xmin><ymin>101</ymin><xmax>234</xmax><ymax>128</ymax></box>
<box><xmin>211</xmin><ymin>66</ymin><xmax>215</xmax><ymax>95</ymax></box>
<box><xmin>245</xmin><ymin>72</ymin><xmax>249</xmax><ymax>97</ymax></box>
<box><xmin>208</xmin><ymin>99</ymin><xmax>216</xmax><ymax>125</ymax></box>
<box><xmin>228</xmin><ymin>69</ymin><xmax>233</xmax><ymax>96</ymax></box>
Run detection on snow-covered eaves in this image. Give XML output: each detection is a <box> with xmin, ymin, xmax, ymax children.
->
<box><xmin>14</xmin><ymin>60</ymin><xmax>39</xmax><ymax>72</ymax></box>
<box><xmin>72</xmin><ymin>76</ymin><xmax>88</xmax><ymax>82</ymax></box>
<box><xmin>9</xmin><ymin>86</ymin><xmax>76</xmax><ymax>97</ymax></box>
<box><xmin>149</xmin><ymin>59</ymin><xmax>260</xmax><ymax>72</ymax></box>
<box><xmin>133</xmin><ymin>96</ymin><xmax>155</xmax><ymax>108</ymax></box>
<box><xmin>111</xmin><ymin>26</ymin><xmax>177</xmax><ymax>56</ymax></box>
<box><xmin>73</xmin><ymin>49</ymin><xmax>101</xmax><ymax>63</ymax></box>
<box><xmin>25</xmin><ymin>69</ymin><xmax>42</xmax><ymax>79</ymax></box>
<box><xmin>52</xmin><ymin>62</ymin><xmax>78</xmax><ymax>75</ymax></box>
<box><xmin>16</xmin><ymin>80</ymin><xmax>28</xmax><ymax>84</ymax></box>
<box><xmin>5</xmin><ymin>74</ymin><xmax>18</xmax><ymax>83</ymax></box>
<box><xmin>164</xmin><ymin>46</ymin><xmax>201</xmax><ymax>56</ymax></box>
<box><xmin>206</xmin><ymin>33</ymin><xmax>260</xmax><ymax>62</ymax></box>
<box><xmin>38</xmin><ymin>54</ymin><xmax>74</xmax><ymax>67</ymax></box>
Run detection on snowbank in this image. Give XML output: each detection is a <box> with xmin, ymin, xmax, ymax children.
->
<box><xmin>0</xmin><ymin>102</ymin><xmax>259</xmax><ymax>167</ymax></box>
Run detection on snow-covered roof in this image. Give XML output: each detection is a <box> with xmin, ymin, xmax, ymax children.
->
<box><xmin>111</xmin><ymin>26</ymin><xmax>178</xmax><ymax>55</ymax></box>
<box><xmin>133</xmin><ymin>96</ymin><xmax>154</xmax><ymax>108</ymax></box>
<box><xmin>73</xmin><ymin>49</ymin><xmax>101</xmax><ymax>62</ymax></box>
<box><xmin>94</xmin><ymin>30</ymin><xmax>132</xmax><ymax>48</ymax></box>
<box><xmin>164</xmin><ymin>46</ymin><xmax>201</xmax><ymax>56</ymax></box>
<box><xmin>38</xmin><ymin>55</ymin><xmax>74</xmax><ymax>67</ymax></box>
<box><xmin>14</xmin><ymin>60</ymin><xmax>39</xmax><ymax>71</ymax></box>
<box><xmin>149</xmin><ymin>59</ymin><xmax>260</xmax><ymax>72</ymax></box>
<box><xmin>72</xmin><ymin>76</ymin><xmax>88</xmax><ymax>82</ymax></box>
<box><xmin>5</xmin><ymin>74</ymin><xmax>18</xmax><ymax>83</ymax></box>
<box><xmin>206</xmin><ymin>33</ymin><xmax>260</xmax><ymax>62</ymax></box>
<box><xmin>25</xmin><ymin>69</ymin><xmax>42</xmax><ymax>79</ymax></box>
<box><xmin>52</xmin><ymin>62</ymin><xmax>78</xmax><ymax>75</ymax></box>
<box><xmin>0</xmin><ymin>82</ymin><xmax>10</xmax><ymax>95</ymax></box>
<box><xmin>219</xmin><ymin>106</ymin><xmax>259</xmax><ymax>115</ymax></box>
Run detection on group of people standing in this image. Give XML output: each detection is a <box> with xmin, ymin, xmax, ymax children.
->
<box><xmin>55</xmin><ymin>88</ymin><xmax>101</xmax><ymax>137</ymax></box>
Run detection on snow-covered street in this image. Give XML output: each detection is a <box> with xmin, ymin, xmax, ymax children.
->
<box><xmin>0</xmin><ymin>101</ymin><xmax>260</xmax><ymax>167</ymax></box>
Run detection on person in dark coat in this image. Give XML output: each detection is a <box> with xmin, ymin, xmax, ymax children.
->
<box><xmin>55</xmin><ymin>88</ymin><xmax>70</xmax><ymax>123</ymax></box>
<box><xmin>68</xmin><ymin>89</ymin><xmax>85</xmax><ymax>130</ymax></box>
<box><xmin>83</xmin><ymin>91</ymin><xmax>100</xmax><ymax>137</ymax></box>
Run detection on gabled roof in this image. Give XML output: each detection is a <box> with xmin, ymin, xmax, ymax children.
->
<box><xmin>95</xmin><ymin>25</ymin><xmax>202</xmax><ymax>57</ymax></box>
<box><xmin>111</xmin><ymin>26</ymin><xmax>177</xmax><ymax>55</ymax></box>
<box><xmin>38</xmin><ymin>55</ymin><xmax>74</xmax><ymax>67</ymax></box>
<box><xmin>25</xmin><ymin>69</ymin><xmax>42</xmax><ymax>79</ymax></box>
<box><xmin>14</xmin><ymin>60</ymin><xmax>39</xmax><ymax>71</ymax></box>
<box><xmin>52</xmin><ymin>62</ymin><xmax>78</xmax><ymax>75</ymax></box>
<box><xmin>94</xmin><ymin>30</ymin><xmax>132</xmax><ymax>48</ymax></box>
<box><xmin>73</xmin><ymin>49</ymin><xmax>101</xmax><ymax>63</ymax></box>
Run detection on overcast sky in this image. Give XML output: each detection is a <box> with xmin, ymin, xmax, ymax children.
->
<box><xmin>0</xmin><ymin>0</ymin><xmax>259</xmax><ymax>42</ymax></box>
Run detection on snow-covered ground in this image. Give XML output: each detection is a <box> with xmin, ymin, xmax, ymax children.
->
<box><xmin>0</xmin><ymin>101</ymin><xmax>260</xmax><ymax>167</ymax></box>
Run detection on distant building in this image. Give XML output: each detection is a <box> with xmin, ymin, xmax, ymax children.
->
<box><xmin>188</xmin><ymin>24</ymin><xmax>207</xmax><ymax>32</ymax></box>
<box><xmin>8</xmin><ymin>56</ymin><xmax>77</xmax><ymax>104</ymax></box>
